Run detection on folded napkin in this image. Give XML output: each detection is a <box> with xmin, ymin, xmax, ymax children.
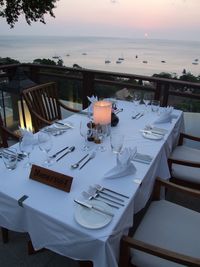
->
<box><xmin>19</xmin><ymin>127</ymin><xmax>37</xmax><ymax>145</ymax></box>
<box><xmin>154</xmin><ymin>106</ymin><xmax>177</xmax><ymax>124</ymax></box>
<box><xmin>87</xmin><ymin>95</ymin><xmax>98</xmax><ymax>115</ymax></box>
<box><xmin>87</xmin><ymin>95</ymin><xmax>98</xmax><ymax>104</ymax></box>
<box><xmin>115</xmin><ymin>88</ymin><xmax>131</xmax><ymax>100</ymax></box>
<box><xmin>104</xmin><ymin>147</ymin><xmax>137</xmax><ymax>179</ymax></box>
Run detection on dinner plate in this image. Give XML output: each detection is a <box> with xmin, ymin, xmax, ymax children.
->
<box><xmin>142</xmin><ymin>132</ymin><xmax>163</xmax><ymax>140</ymax></box>
<box><xmin>54</xmin><ymin>121</ymin><xmax>73</xmax><ymax>129</ymax></box>
<box><xmin>74</xmin><ymin>200</ymin><xmax>113</xmax><ymax>229</ymax></box>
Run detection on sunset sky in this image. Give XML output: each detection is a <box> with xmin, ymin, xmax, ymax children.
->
<box><xmin>0</xmin><ymin>0</ymin><xmax>200</xmax><ymax>41</ymax></box>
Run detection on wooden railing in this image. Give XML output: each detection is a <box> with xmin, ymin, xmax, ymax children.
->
<box><xmin>0</xmin><ymin>63</ymin><xmax>200</xmax><ymax>128</ymax></box>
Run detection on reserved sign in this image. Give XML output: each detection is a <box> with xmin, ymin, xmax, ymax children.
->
<box><xmin>30</xmin><ymin>165</ymin><xmax>73</xmax><ymax>192</ymax></box>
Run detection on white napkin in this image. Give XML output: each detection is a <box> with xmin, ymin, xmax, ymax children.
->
<box><xmin>154</xmin><ymin>106</ymin><xmax>176</xmax><ymax>124</ymax></box>
<box><xmin>19</xmin><ymin>127</ymin><xmax>37</xmax><ymax>145</ymax></box>
<box><xmin>87</xmin><ymin>95</ymin><xmax>98</xmax><ymax>114</ymax></box>
<box><xmin>104</xmin><ymin>147</ymin><xmax>137</xmax><ymax>179</ymax></box>
<box><xmin>87</xmin><ymin>95</ymin><xmax>98</xmax><ymax>104</ymax></box>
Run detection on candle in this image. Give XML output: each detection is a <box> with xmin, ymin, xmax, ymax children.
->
<box><xmin>93</xmin><ymin>101</ymin><xmax>112</xmax><ymax>125</ymax></box>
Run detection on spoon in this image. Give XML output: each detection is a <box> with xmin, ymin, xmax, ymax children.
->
<box><xmin>79</xmin><ymin>151</ymin><xmax>96</xmax><ymax>170</ymax></box>
<box><xmin>71</xmin><ymin>154</ymin><xmax>89</xmax><ymax>169</ymax></box>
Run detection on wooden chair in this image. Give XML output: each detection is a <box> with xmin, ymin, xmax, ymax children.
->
<box><xmin>0</xmin><ymin>113</ymin><xmax>20</xmax><ymax>243</ymax></box>
<box><xmin>0</xmin><ymin>113</ymin><xmax>20</xmax><ymax>148</ymax></box>
<box><xmin>168</xmin><ymin>133</ymin><xmax>200</xmax><ymax>189</ymax></box>
<box><xmin>119</xmin><ymin>177</ymin><xmax>200</xmax><ymax>267</ymax></box>
<box><xmin>22</xmin><ymin>82</ymin><xmax>80</xmax><ymax>132</ymax></box>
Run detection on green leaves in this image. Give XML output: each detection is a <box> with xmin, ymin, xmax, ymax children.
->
<box><xmin>0</xmin><ymin>0</ymin><xmax>58</xmax><ymax>27</ymax></box>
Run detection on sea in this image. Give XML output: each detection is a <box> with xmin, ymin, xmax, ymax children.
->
<box><xmin>0</xmin><ymin>35</ymin><xmax>200</xmax><ymax>78</ymax></box>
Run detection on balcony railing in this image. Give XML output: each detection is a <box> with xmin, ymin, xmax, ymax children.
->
<box><xmin>0</xmin><ymin>63</ymin><xmax>200</xmax><ymax>132</ymax></box>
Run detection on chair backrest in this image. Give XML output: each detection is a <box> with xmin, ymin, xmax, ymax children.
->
<box><xmin>22</xmin><ymin>82</ymin><xmax>62</xmax><ymax>132</ymax></box>
<box><xmin>0</xmin><ymin>113</ymin><xmax>19</xmax><ymax>148</ymax></box>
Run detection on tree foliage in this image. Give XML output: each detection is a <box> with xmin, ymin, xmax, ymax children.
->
<box><xmin>0</xmin><ymin>0</ymin><xmax>58</xmax><ymax>28</ymax></box>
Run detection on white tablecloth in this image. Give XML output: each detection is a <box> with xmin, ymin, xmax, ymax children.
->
<box><xmin>0</xmin><ymin>101</ymin><xmax>184</xmax><ymax>267</ymax></box>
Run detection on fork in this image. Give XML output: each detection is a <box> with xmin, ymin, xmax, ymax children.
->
<box><xmin>88</xmin><ymin>187</ymin><xmax>124</xmax><ymax>207</ymax></box>
<box><xmin>90</xmin><ymin>186</ymin><xmax>125</xmax><ymax>202</ymax></box>
<box><xmin>82</xmin><ymin>191</ymin><xmax>119</xmax><ymax>209</ymax></box>
<box><xmin>95</xmin><ymin>184</ymin><xmax>129</xmax><ymax>199</ymax></box>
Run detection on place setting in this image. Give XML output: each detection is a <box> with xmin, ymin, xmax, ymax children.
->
<box><xmin>74</xmin><ymin>183</ymin><xmax>130</xmax><ymax>229</ymax></box>
<box><xmin>43</xmin><ymin>120</ymin><xmax>74</xmax><ymax>136</ymax></box>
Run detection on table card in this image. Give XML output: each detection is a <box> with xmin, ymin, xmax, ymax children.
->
<box><xmin>30</xmin><ymin>164</ymin><xmax>73</xmax><ymax>192</ymax></box>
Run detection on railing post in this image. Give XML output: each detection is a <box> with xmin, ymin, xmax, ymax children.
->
<box><xmin>82</xmin><ymin>71</ymin><xmax>95</xmax><ymax>109</ymax></box>
<box><xmin>154</xmin><ymin>82</ymin><xmax>162</xmax><ymax>101</ymax></box>
<box><xmin>162</xmin><ymin>83</ymin><xmax>170</xmax><ymax>107</ymax></box>
<box><xmin>28</xmin><ymin>65</ymin><xmax>40</xmax><ymax>83</ymax></box>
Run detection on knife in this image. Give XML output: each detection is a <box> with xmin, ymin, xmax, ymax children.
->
<box><xmin>56</xmin><ymin>146</ymin><xmax>75</xmax><ymax>162</ymax></box>
<box><xmin>50</xmin><ymin>146</ymin><xmax>69</xmax><ymax>158</ymax></box>
<box><xmin>74</xmin><ymin>199</ymin><xmax>114</xmax><ymax>217</ymax></box>
<box><xmin>55</xmin><ymin>121</ymin><xmax>74</xmax><ymax>129</ymax></box>
<box><xmin>140</xmin><ymin>130</ymin><xmax>163</xmax><ymax>137</ymax></box>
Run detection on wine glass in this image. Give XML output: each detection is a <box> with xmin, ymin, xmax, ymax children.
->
<box><xmin>19</xmin><ymin>136</ymin><xmax>34</xmax><ymax>168</ymax></box>
<box><xmin>143</xmin><ymin>93</ymin><xmax>151</xmax><ymax>111</ymax></box>
<box><xmin>38</xmin><ymin>131</ymin><xmax>53</xmax><ymax>166</ymax></box>
<box><xmin>80</xmin><ymin>121</ymin><xmax>92</xmax><ymax>151</ymax></box>
<box><xmin>133</xmin><ymin>92</ymin><xmax>141</xmax><ymax>107</ymax></box>
<box><xmin>110</xmin><ymin>133</ymin><xmax>124</xmax><ymax>154</ymax></box>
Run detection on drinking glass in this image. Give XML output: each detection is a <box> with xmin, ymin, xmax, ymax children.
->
<box><xmin>143</xmin><ymin>93</ymin><xmax>151</xmax><ymax>111</ymax></box>
<box><xmin>133</xmin><ymin>92</ymin><xmax>141</xmax><ymax>107</ymax></box>
<box><xmin>2</xmin><ymin>148</ymin><xmax>18</xmax><ymax>170</ymax></box>
<box><xmin>110</xmin><ymin>133</ymin><xmax>124</xmax><ymax>154</ymax></box>
<box><xmin>151</xmin><ymin>100</ymin><xmax>160</xmax><ymax>112</ymax></box>
<box><xmin>80</xmin><ymin>121</ymin><xmax>92</xmax><ymax>151</ymax></box>
<box><xmin>38</xmin><ymin>131</ymin><xmax>53</xmax><ymax>166</ymax></box>
<box><xmin>19</xmin><ymin>136</ymin><xmax>34</xmax><ymax>168</ymax></box>
<box><xmin>95</xmin><ymin>125</ymin><xmax>107</xmax><ymax>152</ymax></box>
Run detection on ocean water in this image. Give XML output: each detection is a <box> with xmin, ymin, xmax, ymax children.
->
<box><xmin>0</xmin><ymin>35</ymin><xmax>200</xmax><ymax>77</ymax></box>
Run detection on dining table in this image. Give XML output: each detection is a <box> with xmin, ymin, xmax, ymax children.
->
<box><xmin>0</xmin><ymin>100</ymin><xmax>184</xmax><ymax>267</ymax></box>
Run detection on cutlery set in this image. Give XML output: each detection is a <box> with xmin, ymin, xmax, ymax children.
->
<box><xmin>0</xmin><ymin>151</ymin><xmax>26</xmax><ymax>162</ymax></box>
<box><xmin>56</xmin><ymin>146</ymin><xmax>75</xmax><ymax>162</ymax></box>
<box><xmin>71</xmin><ymin>151</ymin><xmax>96</xmax><ymax>170</ymax></box>
<box><xmin>79</xmin><ymin>185</ymin><xmax>130</xmax><ymax>213</ymax></box>
<box><xmin>132</xmin><ymin>112</ymin><xmax>144</xmax><ymax>119</ymax></box>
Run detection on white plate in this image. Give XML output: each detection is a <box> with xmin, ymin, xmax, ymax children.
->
<box><xmin>142</xmin><ymin>132</ymin><xmax>163</xmax><ymax>140</ymax></box>
<box><xmin>74</xmin><ymin>200</ymin><xmax>113</xmax><ymax>229</ymax></box>
<box><xmin>54</xmin><ymin>121</ymin><xmax>73</xmax><ymax>129</ymax></box>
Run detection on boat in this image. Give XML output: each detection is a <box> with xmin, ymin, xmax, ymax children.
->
<box><xmin>118</xmin><ymin>57</ymin><xmax>124</xmax><ymax>61</ymax></box>
<box><xmin>52</xmin><ymin>55</ymin><xmax>60</xmax><ymax>59</ymax></box>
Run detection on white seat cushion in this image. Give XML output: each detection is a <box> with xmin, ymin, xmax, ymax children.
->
<box><xmin>170</xmin><ymin>145</ymin><xmax>200</xmax><ymax>183</ymax></box>
<box><xmin>131</xmin><ymin>200</ymin><xmax>200</xmax><ymax>267</ymax></box>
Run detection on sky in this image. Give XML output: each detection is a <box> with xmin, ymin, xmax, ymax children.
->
<box><xmin>0</xmin><ymin>0</ymin><xmax>200</xmax><ymax>41</ymax></box>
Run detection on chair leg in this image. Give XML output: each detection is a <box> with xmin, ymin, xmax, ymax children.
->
<box><xmin>1</xmin><ymin>227</ymin><xmax>9</xmax><ymax>243</ymax></box>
